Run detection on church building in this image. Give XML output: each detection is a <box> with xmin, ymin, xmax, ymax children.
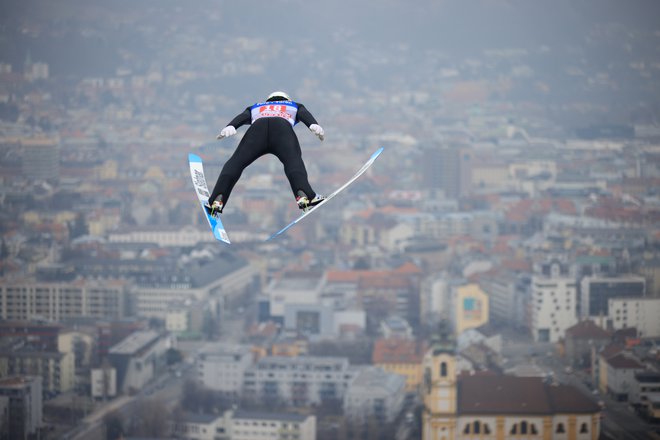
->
<box><xmin>422</xmin><ymin>322</ymin><xmax>601</xmax><ymax>440</ymax></box>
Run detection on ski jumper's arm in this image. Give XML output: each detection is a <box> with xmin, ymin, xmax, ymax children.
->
<box><xmin>226</xmin><ymin>108</ymin><xmax>252</xmax><ymax>129</ymax></box>
<box><xmin>295</xmin><ymin>104</ymin><xmax>319</xmax><ymax>127</ymax></box>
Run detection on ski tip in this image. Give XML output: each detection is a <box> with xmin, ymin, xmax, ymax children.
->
<box><xmin>189</xmin><ymin>153</ymin><xmax>202</xmax><ymax>163</ymax></box>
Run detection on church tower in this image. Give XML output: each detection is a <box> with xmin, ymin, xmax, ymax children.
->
<box><xmin>422</xmin><ymin>320</ymin><xmax>457</xmax><ymax>440</ymax></box>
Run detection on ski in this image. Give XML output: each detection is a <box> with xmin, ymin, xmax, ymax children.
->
<box><xmin>188</xmin><ymin>153</ymin><xmax>231</xmax><ymax>244</ymax></box>
<box><xmin>267</xmin><ymin>147</ymin><xmax>384</xmax><ymax>241</ymax></box>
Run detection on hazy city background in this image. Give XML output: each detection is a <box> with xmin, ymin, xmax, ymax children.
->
<box><xmin>1</xmin><ymin>0</ymin><xmax>660</xmax><ymax>439</ymax></box>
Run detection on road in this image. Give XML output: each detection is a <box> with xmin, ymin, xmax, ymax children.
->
<box><xmin>62</xmin><ymin>363</ymin><xmax>196</xmax><ymax>440</ymax></box>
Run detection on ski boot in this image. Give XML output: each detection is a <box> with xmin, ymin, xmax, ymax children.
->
<box><xmin>205</xmin><ymin>195</ymin><xmax>223</xmax><ymax>218</ymax></box>
<box><xmin>296</xmin><ymin>190</ymin><xmax>325</xmax><ymax>212</ymax></box>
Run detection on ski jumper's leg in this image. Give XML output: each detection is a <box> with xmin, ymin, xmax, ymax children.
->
<box><xmin>269</xmin><ymin>119</ymin><xmax>316</xmax><ymax>199</ymax></box>
<box><xmin>209</xmin><ymin>123</ymin><xmax>266</xmax><ymax>208</ymax></box>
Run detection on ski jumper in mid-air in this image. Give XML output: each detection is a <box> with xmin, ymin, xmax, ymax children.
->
<box><xmin>207</xmin><ymin>91</ymin><xmax>325</xmax><ymax>216</ymax></box>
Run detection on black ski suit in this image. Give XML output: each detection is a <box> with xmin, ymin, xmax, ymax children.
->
<box><xmin>209</xmin><ymin>100</ymin><xmax>319</xmax><ymax>209</ymax></box>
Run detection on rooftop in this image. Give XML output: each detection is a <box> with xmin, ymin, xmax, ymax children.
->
<box><xmin>233</xmin><ymin>410</ymin><xmax>309</xmax><ymax>423</ymax></box>
<box><xmin>458</xmin><ymin>375</ymin><xmax>600</xmax><ymax>415</ymax></box>
<box><xmin>109</xmin><ymin>330</ymin><xmax>161</xmax><ymax>355</ymax></box>
<box><xmin>565</xmin><ymin>320</ymin><xmax>610</xmax><ymax>340</ymax></box>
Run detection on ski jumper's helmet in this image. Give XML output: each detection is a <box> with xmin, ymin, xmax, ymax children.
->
<box><xmin>267</xmin><ymin>91</ymin><xmax>291</xmax><ymax>102</ymax></box>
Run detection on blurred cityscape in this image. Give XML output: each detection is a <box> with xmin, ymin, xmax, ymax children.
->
<box><xmin>1</xmin><ymin>1</ymin><xmax>660</xmax><ymax>439</ymax></box>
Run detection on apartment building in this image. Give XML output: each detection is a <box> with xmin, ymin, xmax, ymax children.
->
<box><xmin>0</xmin><ymin>278</ymin><xmax>129</xmax><ymax>321</ymax></box>
<box><xmin>243</xmin><ymin>356</ymin><xmax>356</xmax><ymax>407</ymax></box>
<box><xmin>170</xmin><ymin>409</ymin><xmax>316</xmax><ymax>440</ymax></box>
<box><xmin>198</xmin><ymin>343</ymin><xmax>253</xmax><ymax>394</ymax></box>
<box><xmin>0</xmin><ymin>376</ymin><xmax>42</xmax><ymax>440</ymax></box>
<box><xmin>531</xmin><ymin>259</ymin><xmax>578</xmax><ymax>343</ymax></box>
<box><xmin>344</xmin><ymin>366</ymin><xmax>406</xmax><ymax>423</ymax></box>
<box><xmin>0</xmin><ymin>333</ymin><xmax>75</xmax><ymax>395</ymax></box>
<box><xmin>608</xmin><ymin>297</ymin><xmax>660</xmax><ymax>337</ymax></box>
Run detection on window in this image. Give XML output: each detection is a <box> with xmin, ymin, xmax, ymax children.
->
<box><xmin>580</xmin><ymin>423</ymin><xmax>588</xmax><ymax>433</ymax></box>
<box><xmin>556</xmin><ymin>423</ymin><xmax>565</xmax><ymax>433</ymax></box>
<box><xmin>440</xmin><ymin>362</ymin><xmax>447</xmax><ymax>377</ymax></box>
<box><xmin>473</xmin><ymin>421</ymin><xmax>481</xmax><ymax>434</ymax></box>
<box><xmin>510</xmin><ymin>421</ymin><xmax>536</xmax><ymax>436</ymax></box>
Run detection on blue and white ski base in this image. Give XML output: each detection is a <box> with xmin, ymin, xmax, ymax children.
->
<box><xmin>188</xmin><ymin>153</ymin><xmax>230</xmax><ymax>244</ymax></box>
<box><xmin>267</xmin><ymin>147</ymin><xmax>384</xmax><ymax>241</ymax></box>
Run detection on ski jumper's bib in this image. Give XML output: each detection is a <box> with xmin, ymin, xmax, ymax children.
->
<box><xmin>250</xmin><ymin>101</ymin><xmax>298</xmax><ymax>127</ymax></box>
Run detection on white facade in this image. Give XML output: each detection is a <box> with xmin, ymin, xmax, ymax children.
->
<box><xmin>344</xmin><ymin>367</ymin><xmax>406</xmax><ymax>423</ymax></box>
<box><xmin>266</xmin><ymin>273</ymin><xmax>325</xmax><ymax>318</ymax></box>
<box><xmin>420</xmin><ymin>275</ymin><xmax>450</xmax><ymax>325</ymax></box>
<box><xmin>170</xmin><ymin>409</ymin><xmax>317</xmax><ymax>440</ymax></box>
<box><xmin>91</xmin><ymin>367</ymin><xmax>117</xmax><ymax>399</ymax></box>
<box><xmin>605</xmin><ymin>354</ymin><xmax>646</xmax><ymax>400</ymax></box>
<box><xmin>165</xmin><ymin>308</ymin><xmax>190</xmax><ymax>333</ymax></box>
<box><xmin>134</xmin><ymin>261</ymin><xmax>255</xmax><ymax>319</ymax></box>
<box><xmin>580</xmin><ymin>275</ymin><xmax>646</xmax><ymax>321</ymax></box>
<box><xmin>108</xmin><ymin>225</ymin><xmax>216</xmax><ymax>246</ymax></box>
<box><xmin>232</xmin><ymin>411</ymin><xmax>316</xmax><ymax>440</ymax></box>
<box><xmin>531</xmin><ymin>262</ymin><xmax>578</xmax><ymax>343</ymax></box>
<box><xmin>608</xmin><ymin>297</ymin><xmax>660</xmax><ymax>337</ymax></box>
<box><xmin>630</xmin><ymin>372</ymin><xmax>660</xmax><ymax>407</ymax></box>
<box><xmin>107</xmin><ymin>330</ymin><xmax>169</xmax><ymax>394</ymax></box>
<box><xmin>333</xmin><ymin>310</ymin><xmax>366</xmax><ymax>335</ymax></box>
<box><xmin>243</xmin><ymin>356</ymin><xmax>356</xmax><ymax>406</ymax></box>
<box><xmin>198</xmin><ymin>344</ymin><xmax>253</xmax><ymax>394</ymax></box>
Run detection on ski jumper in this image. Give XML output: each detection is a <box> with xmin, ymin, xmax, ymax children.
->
<box><xmin>209</xmin><ymin>100</ymin><xmax>319</xmax><ymax>209</ymax></box>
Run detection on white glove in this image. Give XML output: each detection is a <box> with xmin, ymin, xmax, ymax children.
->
<box><xmin>309</xmin><ymin>124</ymin><xmax>325</xmax><ymax>141</ymax></box>
<box><xmin>216</xmin><ymin>126</ymin><xmax>237</xmax><ymax>140</ymax></box>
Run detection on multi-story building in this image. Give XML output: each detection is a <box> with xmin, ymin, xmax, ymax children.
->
<box><xmin>21</xmin><ymin>137</ymin><xmax>59</xmax><ymax>181</ymax></box>
<box><xmin>0</xmin><ymin>396</ymin><xmax>8</xmax><ymax>438</ymax></box>
<box><xmin>232</xmin><ymin>410</ymin><xmax>316</xmax><ymax>440</ymax></box>
<box><xmin>91</xmin><ymin>365</ymin><xmax>117</xmax><ymax>400</ymax></box>
<box><xmin>531</xmin><ymin>259</ymin><xmax>578</xmax><ymax>342</ymax></box>
<box><xmin>344</xmin><ymin>366</ymin><xmax>406</xmax><ymax>423</ymax></box>
<box><xmin>107</xmin><ymin>330</ymin><xmax>169</xmax><ymax>394</ymax></box>
<box><xmin>0</xmin><ymin>376</ymin><xmax>42</xmax><ymax>440</ymax></box>
<box><xmin>372</xmin><ymin>338</ymin><xmax>425</xmax><ymax>393</ymax></box>
<box><xmin>580</xmin><ymin>275</ymin><xmax>646</xmax><ymax>322</ymax></box>
<box><xmin>420</xmin><ymin>275</ymin><xmax>450</xmax><ymax>326</ymax></box>
<box><xmin>263</xmin><ymin>271</ymin><xmax>326</xmax><ymax>324</ymax></box>
<box><xmin>108</xmin><ymin>225</ymin><xmax>217</xmax><ymax>247</ymax></box>
<box><xmin>421</xmin><ymin>145</ymin><xmax>472</xmax><ymax>199</ymax></box>
<box><xmin>607</xmin><ymin>297</ymin><xmax>660</xmax><ymax>337</ymax></box>
<box><xmin>0</xmin><ymin>334</ymin><xmax>75</xmax><ymax>395</ymax></box>
<box><xmin>133</xmin><ymin>254</ymin><xmax>256</xmax><ymax>320</ymax></box>
<box><xmin>198</xmin><ymin>343</ymin><xmax>253</xmax><ymax>394</ymax></box>
<box><xmin>601</xmin><ymin>353</ymin><xmax>646</xmax><ymax>401</ymax></box>
<box><xmin>243</xmin><ymin>356</ymin><xmax>356</xmax><ymax>407</ymax></box>
<box><xmin>630</xmin><ymin>372</ymin><xmax>660</xmax><ymax>408</ymax></box>
<box><xmin>169</xmin><ymin>410</ymin><xmax>316</xmax><ymax>440</ymax></box>
<box><xmin>453</xmin><ymin>284</ymin><xmax>490</xmax><ymax>335</ymax></box>
<box><xmin>564</xmin><ymin>320</ymin><xmax>611</xmax><ymax>368</ymax></box>
<box><xmin>0</xmin><ymin>278</ymin><xmax>129</xmax><ymax>321</ymax></box>
<box><xmin>421</xmin><ymin>322</ymin><xmax>602</xmax><ymax>440</ymax></box>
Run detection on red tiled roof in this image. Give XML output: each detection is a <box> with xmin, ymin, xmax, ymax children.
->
<box><xmin>458</xmin><ymin>375</ymin><xmax>600</xmax><ymax>415</ymax></box>
<box><xmin>605</xmin><ymin>353</ymin><xmax>645</xmax><ymax>370</ymax></box>
<box><xmin>372</xmin><ymin>338</ymin><xmax>425</xmax><ymax>364</ymax></box>
<box><xmin>565</xmin><ymin>320</ymin><xmax>610</xmax><ymax>340</ymax></box>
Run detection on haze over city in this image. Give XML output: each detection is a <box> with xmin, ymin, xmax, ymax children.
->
<box><xmin>1</xmin><ymin>1</ymin><xmax>660</xmax><ymax>439</ymax></box>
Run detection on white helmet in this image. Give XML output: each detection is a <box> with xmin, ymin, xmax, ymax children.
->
<box><xmin>267</xmin><ymin>91</ymin><xmax>291</xmax><ymax>102</ymax></box>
